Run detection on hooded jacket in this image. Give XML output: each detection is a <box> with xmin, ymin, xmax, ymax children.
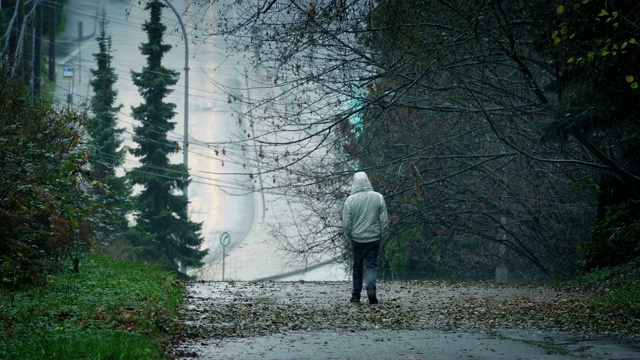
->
<box><xmin>342</xmin><ymin>172</ymin><xmax>389</xmax><ymax>243</ymax></box>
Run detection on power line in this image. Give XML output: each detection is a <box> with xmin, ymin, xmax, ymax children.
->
<box><xmin>84</xmin><ymin>143</ymin><xmax>259</xmax><ymax>193</ymax></box>
<box><xmin>53</xmin><ymin>65</ymin><xmax>249</xmax><ymax>151</ymax></box>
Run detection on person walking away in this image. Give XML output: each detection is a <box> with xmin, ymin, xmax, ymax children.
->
<box><xmin>342</xmin><ymin>171</ymin><xmax>388</xmax><ymax>304</ymax></box>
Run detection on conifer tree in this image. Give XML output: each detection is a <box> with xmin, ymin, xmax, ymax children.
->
<box><xmin>87</xmin><ymin>14</ymin><xmax>131</xmax><ymax>240</ymax></box>
<box><xmin>128</xmin><ymin>0</ymin><xmax>207</xmax><ymax>272</ymax></box>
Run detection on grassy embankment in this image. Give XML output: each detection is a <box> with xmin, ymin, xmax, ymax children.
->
<box><xmin>0</xmin><ymin>254</ymin><xmax>184</xmax><ymax>360</ymax></box>
<box><xmin>573</xmin><ymin>261</ymin><xmax>640</xmax><ymax>321</ymax></box>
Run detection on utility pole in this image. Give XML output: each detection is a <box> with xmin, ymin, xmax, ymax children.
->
<box><xmin>12</xmin><ymin>0</ymin><xmax>25</xmax><ymax>79</ymax></box>
<box><xmin>161</xmin><ymin>0</ymin><xmax>190</xmax><ymax>197</ymax></box>
<box><xmin>78</xmin><ymin>21</ymin><xmax>82</xmax><ymax>83</ymax></box>
<box><xmin>495</xmin><ymin>146</ymin><xmax>509</xmax><ymax>283</ymax></box>
<box><xmin>48</xmin><ymin>3</ymin><xmax>56</xmax><ymax>82</ymax></box>
<box><xmin>33</xmin><ymin>2</ymin><xmax>42</xmax><ymax>97</ymax></box>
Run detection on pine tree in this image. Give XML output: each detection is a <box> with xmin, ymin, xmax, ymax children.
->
<box><xmin>128</xmin><ymin>0</ymin><xmax>207</xmax><ymax>273</ymax></box>
<box><xmin>87</xmin><ymin>13</ymin><xmax>131</xmax><ymax>240</ymax></box>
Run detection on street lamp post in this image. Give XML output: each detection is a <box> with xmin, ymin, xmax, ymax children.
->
<box><xmin>161</xmin><ymin>0</ymin><xmax>189</xmax><ymax>197</ymax></box>
<box><xmin>162</xmin><ymin>0</ymin><xmax>190</xmax><ymax>274</ymax></box>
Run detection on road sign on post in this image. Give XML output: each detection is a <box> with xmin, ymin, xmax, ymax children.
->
<box><xmin>63</xmin><ymin>67</ymin><xmax>74</xmax><ymax>108</ymax></box>
<box><xmin>220</xmin><ymin>232</ymin><xmax>231</xmax><ymax>281</ymax></box>
<box><xmin>63</xmin><ymin>67</ymin><xmax>73</xmax><ymax>80</ymax></box>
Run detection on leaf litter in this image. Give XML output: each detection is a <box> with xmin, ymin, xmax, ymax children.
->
<box><xmin>168</xmin><ymin>279</ymin><xmax>639</xmax><ymax>355</ymax></box>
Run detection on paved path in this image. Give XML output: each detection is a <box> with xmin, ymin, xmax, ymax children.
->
<box><xmin>177</xmin><ymin>329</ymin><xmax>640</xmax><ymax>359</ymax></box>
<box><xmin>168</xmin><ymin>281</ymin><xmax>640</xmax><ymax>359</ymax></box>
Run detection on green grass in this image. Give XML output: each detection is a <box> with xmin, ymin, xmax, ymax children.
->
<box><xmin>0</xmin><ymin>254</ymin><xmax>184</xmax><ymax>360</ymax></box>
<box><xmin>572</xmin><ymin>261</ymin><xmax>640</xmax><ymax>318</ymax></box>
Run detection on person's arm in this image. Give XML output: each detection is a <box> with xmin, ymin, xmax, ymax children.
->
<box><xmin>342</xmin><ymin>200</ymin><xmax>352</xmax><ymax>242</ymax></box>
<box><xmin>379</xmin><ymin>196</ymin><xmax>389</xmax><ymax>240</ymax></box>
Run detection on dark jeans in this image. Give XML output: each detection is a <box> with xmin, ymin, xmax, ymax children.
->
<box><xmin>351</xmin><ymin>240</ymin><xmax>380</xmax><ymax>296</ymax></box>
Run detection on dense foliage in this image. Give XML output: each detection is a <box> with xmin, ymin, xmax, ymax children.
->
<box><xmin>533</xmin><ymin>0</ymin><xmax>640</xmax><ymax>269</ymax></box>
<box><xmin>353</xmin><ymin>0</ymin><xmax>640</xmax><ymax>279</ymax></box>
<box><xmin>348</xmin><ymin>0</ymin><xmax>602</xmax><ymax>280</ymax></box>
<box><xmin>0</xmin><ymin>73</ymin><xmax>92</xmax><ymax>288</ymax></box>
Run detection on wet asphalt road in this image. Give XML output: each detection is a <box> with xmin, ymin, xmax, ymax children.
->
<box><xmin>176</xmin><ymin>329</ymin><xmax>640</xmax><ymax>360</ymax></box>
<box><xmin>168</xmin><ymin>281</ymin><xmax>640</xmax><ymax>359</ymax></box>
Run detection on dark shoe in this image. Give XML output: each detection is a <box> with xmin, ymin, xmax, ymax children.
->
<box><xmin>350</xmin><ymin>295</ymin><xmax>360</xmax><ymax>303</ymax></box>
<box><xmin>367</xmin><ymin>290</ymin><xmax>378</xmax><ymax>305</ymax></box>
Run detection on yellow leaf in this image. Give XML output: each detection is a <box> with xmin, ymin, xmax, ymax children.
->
<box><xmin>599</xmin><ymin>9</ymin><xmax>609</xmax><ymax>16</ymax></box>
<box><xmin>557</xmin><ymin>5</ymin><xmax>565</xmax><ymax>14</ymax></box>
<box><xmin>309</xmin><ymin>2</ymin><xmax>316</xmax><ymax>18</ymax></box>
<box><xmin>626</xmin><ymin>76</ymin><xmax>634</xmax><ymax>84</ymax></box>
<box><xmin>630</xmin><ymin>38</ymin><xmax>637</xmax><ymax>44</ymax></box>
<box><xmin>567</xmin><ymin>57</ymin><xmax>575</xmax><ymax>63</ymax></box>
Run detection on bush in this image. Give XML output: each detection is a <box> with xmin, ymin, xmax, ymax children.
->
<box><xmin>0</xmin><ymin>72</ymin><xmax>91</xmax><ymax>289</ymax></box>
<box><xmin>582</xmin><ymin>200</ymin><xmax>640</xmax><ymax>270</ymax></box>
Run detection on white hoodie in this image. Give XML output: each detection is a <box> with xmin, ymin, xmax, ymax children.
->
<box><xmin>342</xmin><ymin>172</ymin><xmax>389</xmax><ymax>243</ymax></box>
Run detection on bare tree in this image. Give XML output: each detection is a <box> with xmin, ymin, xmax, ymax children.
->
<box><xmin>179</xmin><ymin>0</ymin><xmax>636</xmax><ymax>279</ymax></box>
